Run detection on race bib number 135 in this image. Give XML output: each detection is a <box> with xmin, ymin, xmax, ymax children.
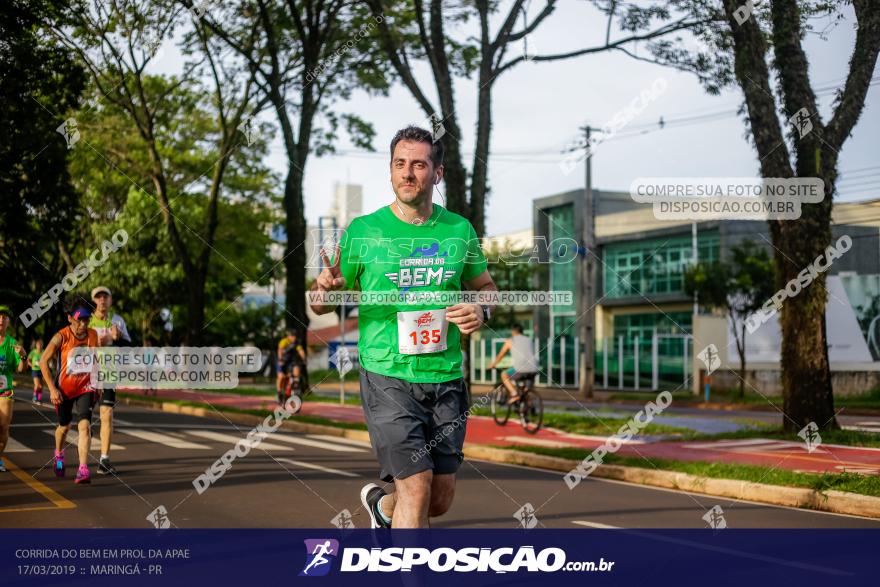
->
<box><xmin>397</xmin><ymin>309</ymin><xmax>448</xmax><ymax>355</ymax></box>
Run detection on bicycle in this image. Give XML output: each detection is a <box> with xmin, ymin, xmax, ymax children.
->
<box><xmin>282</xmin><ymin>365</ymin><xmax>310</xmax><ymax>404</ymax></box>
<box><xmin>489</xmin><ymin>369</ymin><xmax>543</xmax><ymax>434</ymax></box>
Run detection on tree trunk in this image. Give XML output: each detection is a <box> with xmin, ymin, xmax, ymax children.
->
<box><xmin>186</xmin><ymin>273</ymin><xmax>207</xmax><ymax>345</ymax></box>
<box><xmin>776</xmin><ymin>159</ymin><xmax>839</xmax><ymax>431</ymax></box>
<box><xmin>470</xmin><ymin>71</ymin><xmax>492</xmax><ymax>238</ymax></box>
<box><xmin>737</xmin><ymin>322</ymin><xmax>746</xmax><ymax>399</ymax></box>
<box><xmin>284</xmin><ymin>165</ymin><xmax>309</xmax><ymax>340</ymax></box>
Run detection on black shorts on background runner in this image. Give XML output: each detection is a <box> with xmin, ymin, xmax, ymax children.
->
<box><xmin>359</xmin><ymin>367</ymin><xmax>468</xmax><ymax>482</ymax></box>
<box><xmin>99</xmin><ymin>387</ymin><xmax>116</xmax><ymax>406</ymax></box>
<box><xmin>57</xmin><ymin>392</ymin><xmax>97</xmax><ymax>426</ymax></box>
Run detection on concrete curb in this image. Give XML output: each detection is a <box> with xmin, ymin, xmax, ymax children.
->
<box><xmin>119</xmin><ymin>395</ymin><xmax>880</xmax><ymax>519</ymax></box>
<box><xmin>463</xmin><ymin>445</ymin><xmax>880</xmax><ymax>519</ymax></box>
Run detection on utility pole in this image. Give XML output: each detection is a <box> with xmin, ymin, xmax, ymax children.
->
<box><xmin>579</xmin><ymin>125</ymin><xmax>597</xmax><ymax>399</ymax></box>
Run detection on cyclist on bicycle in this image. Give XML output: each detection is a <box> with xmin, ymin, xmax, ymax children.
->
<box><xmin>277</xmin><ymin>330</ymin><xmax>306</xmax><ymax>405</ymax></box>
<box><xmin>488</xmin><ymin>324</ymin><xmax>537</xmax><ymax>404</ymax></box>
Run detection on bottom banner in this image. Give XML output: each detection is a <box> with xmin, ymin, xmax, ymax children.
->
<box><xmin>0</xmin><ymin>529</ymin><xmax>874</xmax><ymax>586</ymax></box>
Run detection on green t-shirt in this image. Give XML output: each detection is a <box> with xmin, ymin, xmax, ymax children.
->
<box><xmin>0</xmin><ymin>336</ymin><xmax>22</xmax><ymax>391</ymax></box>
<box><xmin>337</xmin><ymin>204</ymin><xmax>488</xmax><ymax>383</ymax></box>
<box><xmin>28</xmin><ymin>350</ymin><xmax>41</xmax><ymax>369</ymax></box>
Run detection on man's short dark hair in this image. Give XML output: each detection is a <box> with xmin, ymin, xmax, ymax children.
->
<box><xmin>512</xmin><ymin>323</ymin><xmax>524</xmax><ymax>334</ymax></box>
<box><xmin>390</xmin><ymin>125</ymin><xmax>444</xmax><ymax>169</ymax></box>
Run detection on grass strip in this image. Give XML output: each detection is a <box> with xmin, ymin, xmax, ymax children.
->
<box><xmin>495</xmin><ymin>444</ymin><xmax>880</xmax><ymax>498</ymax></box>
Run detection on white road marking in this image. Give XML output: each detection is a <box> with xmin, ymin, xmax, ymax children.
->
<box><xmin>43</xmin><ymin>430</ymin><xmax>125</xmax><ymax>451</ymax></box>
<box><xmin>683</xmin><ymin>438</ymin><xmax>782</xmax><ymax>449</ymax></box>
<box><xmin>305</xmin><ymin>434</ymin><xmax>371</xmax><ymax>448</ymax></box>
<box><xmin>842</xmin><ymin>425</ymin><xmax>880</xmax><ymax>434</ymax></box>
<box><xmin>269</xmin><ymin>434</ymin><xmax>367</xmax><ymax>453</ymax></box>
<box><xmin>275</xmin><ymin>457</ymin><xmax>359</xmax><ymax>478</ymax></box>
<box><xmin>5</xmin><ymin>438</ymin><xmax>34</xmax><ymax>452</ymax></box>
<box><xmin>499</xmin><ymin>436</ymin><xmax>581</xmax><ymax>449</ymax></box>
<box><xmin>571</xmin><ymin>520</ymin><xmax>620</xmax><ymax>529</ymax></box>
<box><xmin>185</xmin><ymin>429</ymin><xmax>294</xmax><ymax>452</ymax></box>
<box><xmin>119</xmin><ymin>429</ymin><xmax>211</xmax><ymax>450</ymax></box>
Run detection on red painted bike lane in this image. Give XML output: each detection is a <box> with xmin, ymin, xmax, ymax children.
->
<box><xmin>138</xmin><ymin>389</ymin><xmax>880</xmax><ymax>476</ymax></box>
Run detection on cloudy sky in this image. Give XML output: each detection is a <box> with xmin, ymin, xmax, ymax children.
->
<box><xmin>149</xmin><ymin>2</ymin><xmax>878</xmax><ymax>236</ymax></box>
<box><xmin>279</xmin><ymin>1</ymin><xmax>878</xmax><ymax>236</ymax></box>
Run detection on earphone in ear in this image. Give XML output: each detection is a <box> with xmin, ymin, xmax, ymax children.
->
<box><xmin>434</xmin><ymin>176</ymin><xmax>441</xmax><ymax>185</ymax></box>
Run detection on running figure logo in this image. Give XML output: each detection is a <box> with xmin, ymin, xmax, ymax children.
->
<box><xmin>697</xmin><ymin>344</ymin><xmax>721</xmax><ymax>375</ymax></box>
<box><xmin>300</xmin><ymin>539</ymin><xmax>339</xmax><ymax>577</ymax></box>
<box><xmin>514</xmin><ymin>503</ymin><xmax>538</xmax><ymax>529</ymax></box>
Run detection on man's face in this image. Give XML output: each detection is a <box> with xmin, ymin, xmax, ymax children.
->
<box><xmin>0</xmin><ymin>314</ymin><xmax>9</xmax><ymax>331</ymax></box>
<box><xmin>390</xmin><ymin>140</ymin><xmax>441</xmax><ymax>205</ymax></box>
<box><xmin>93</xmin><ymin>292</ymin><xmax>111</xmax><ymax>312</ymax></box>
<box><xmin>68</xmin><ymin>316</ymin><xmax>90</xmax><ymax>337</ymax></box>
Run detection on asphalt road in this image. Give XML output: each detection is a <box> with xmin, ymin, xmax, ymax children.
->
<box><xmin>2</xmin><ymin>399</ymin><xmax>879</xmax><ymax>529</ymax></box>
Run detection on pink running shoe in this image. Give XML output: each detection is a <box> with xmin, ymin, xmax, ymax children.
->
<box><xmin>53</xmin><ymin>451</ymin><xmax>65</xmax><ymax>478</ymax></box>
<box><xmin>74</xmin><ymin>464</ymin><xmax>90</xmax><ymax>484</ymax></box>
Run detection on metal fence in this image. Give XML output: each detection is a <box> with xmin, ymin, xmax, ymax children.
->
<box><xmin>469</xmin><ymin>333</ymin><xmax>693</xmax><ymax>390</ymax></box>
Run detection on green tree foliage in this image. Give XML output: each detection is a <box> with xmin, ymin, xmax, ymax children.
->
<box><xmin>64</xmin><ymin>80</ymin><xmax>276</xmax><ymax>345</ymax></box>
<box><xmin>0</xmin><ymin>0</ymin><xmax>85</xmax><ymax>343</ymax></box>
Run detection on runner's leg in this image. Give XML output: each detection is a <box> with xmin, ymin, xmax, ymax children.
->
<box><xmin>76</xmin><ymin>418</ymin><xmax>89</xmax><ymax>468</ymax></box>
<box><xmin>372</xmin><ymin>473</ymin><xmax>453</xmax><ymax>522</ymax></box>
<box><xmin>291</xmin><ymin>365</ymin><xmax>301</xmax><ymax>396</ymax></box>
<box><xmin>100</xmin><ymin>404</ymin><xmax>112</xmax><ymax>457</ymax></box>
<box><xmin>428</xmin><ymin>473</ymin><xmax>456</xmax><ymax>517</ymax></box>
<box><xmin>0</xmin><ymin>399</ymin><xmax>13</xmax><ymax>466</ymax></box>
<box><xmin>391</xmin><ymin>469</ymin><xmax>432</xmax><ymax>528</ymax></box>
<box><xmin>55</xmin><ymin>423</ymin><xmax>69</xmax><ymax>453</ymax></box>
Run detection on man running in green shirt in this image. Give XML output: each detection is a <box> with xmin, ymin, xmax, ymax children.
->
<box><xmin>0</xmin><ymin>305</ymin><xmax>28</xmax><ymax>473</ymax></box>
<box><xmin>310</xmin><ymin>126</ymin><xmax>497</xmax><ymax>528</ymax></box>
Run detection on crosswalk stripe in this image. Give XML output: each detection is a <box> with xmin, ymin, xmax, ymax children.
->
<box><xmin>275</xmin><ymin>457</ymin><xmax>359</xmax><ymax>478</ymax></box>
<box><xmin>270</xmin><ymin>434</ymin><xmax>367</xmax><ymax>453</ymax></box>
<box><xmin>5</xmin><ymin>438</ymin><xmax>34</xmax><ymax>453</ymax></box>
<box><xmin>42</xmin><ymin>430</ymin><xmax>125</xmax><ymax>451</ymax></box>
<box><xmin>119</xmin><ymin>429</ymin><xmax>212</xmax><ymax>449</ymax></box>
<box><xmin>185</xmin><ymin>430</ymin><xmax>294</xmax><ymax>452</ymax></box>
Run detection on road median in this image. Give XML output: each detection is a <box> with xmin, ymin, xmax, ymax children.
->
<box><xmin>120</xmin><ymin>393</ymin><xmax>880</xmax><ymax>519</ymax></box>
<box><xmin>464</xmin><ymin>445</ymin><xmax>880</xmax><ymax>519</ymax></box>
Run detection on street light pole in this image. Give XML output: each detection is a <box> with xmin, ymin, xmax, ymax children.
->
<box><xmin>579</xmin><ymin>125</ymin><xmax>597</xmax><ymax>399</ymax></box>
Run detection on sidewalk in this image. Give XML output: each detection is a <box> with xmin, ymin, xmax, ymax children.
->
<box><xmin>130</xmin><ymin>388</ymin><xmax>880</xmax><ymax>476</ymax></box>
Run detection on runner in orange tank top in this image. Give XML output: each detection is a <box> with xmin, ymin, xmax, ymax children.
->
<box><xmin>40</xmin><ymin>294</ymin><xmax>99</xmax><ymax>484</ymax></box>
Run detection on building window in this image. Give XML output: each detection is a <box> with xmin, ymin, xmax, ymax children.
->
<box><xmin>547</xmin><ymin>204</ymin><xmax>577</xmax><ymax>315</ymax></box>
<box><xmin>603</xmin><ymin>231</ymin><xmax>720</xmax><ymax>298</ymax></box>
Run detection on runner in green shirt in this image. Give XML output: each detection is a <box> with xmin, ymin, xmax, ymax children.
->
<box><xmin>310</xmin><ymin>126</ymin><xmax>497</xmax><ymax>528</ymax></box>
<box><xmin>0</xmin><ymin>305</ymin><xmax>28</xmax><ymax>472</ymax></box>
<box><xmin>27</xmin><ymin>341</ymin><xmax>43</xmax><ymax>403</ymax></box>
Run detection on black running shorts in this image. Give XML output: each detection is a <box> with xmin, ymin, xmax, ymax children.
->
<box><xmin>57</xmin><ymin>392</ymin><xmax>96</xmax><ymax>426</ymax></box>
<box><xmin>359</xmin><ymin>367</ymin><xmax>469</xmax><ymax>482</ymax></box>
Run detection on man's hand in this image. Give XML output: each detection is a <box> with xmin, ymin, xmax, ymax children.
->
<box><xmin>446</xmin><ymin>303</ymin><xmax>483</xmax><ymax>335</ymax></box>
<box><xmin>49</xmin><ymin>387</ymin><xmax>62</xmax><ymax>406</ymax></box>
<box><xmin>110</xmin><ymin>324</ymin><xmax>120</xmax><ymax>342</ymax></box>
<box><xmin>315</xmin><ymin>247</ymin><xmax>346</xmax><ymax>292</ymax></box>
